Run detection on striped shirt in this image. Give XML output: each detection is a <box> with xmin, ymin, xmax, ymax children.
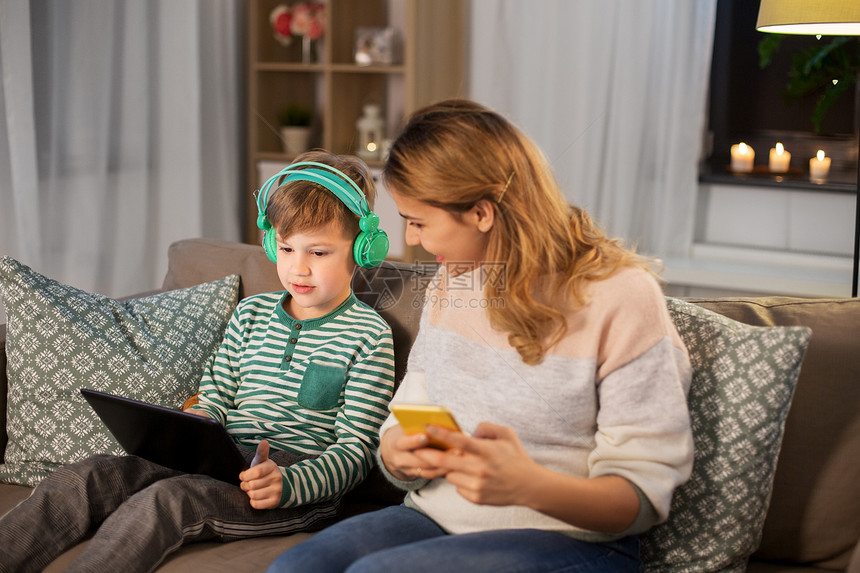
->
<box><xmin>195</xmin><ymin>291</ymin><xmax>395</xmax><ymax>508</ymax></box>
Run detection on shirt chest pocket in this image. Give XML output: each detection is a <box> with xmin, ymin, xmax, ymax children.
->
<box><xmin>298</xmin><ymin>362</ymin><xmax>347</xmax><ymax>411</ymax></box>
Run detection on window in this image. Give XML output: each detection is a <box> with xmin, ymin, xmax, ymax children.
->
<box><xmin>704</xmin><ymin>0</ymin><xmax>857</xmax><ymax>188</ymax></box>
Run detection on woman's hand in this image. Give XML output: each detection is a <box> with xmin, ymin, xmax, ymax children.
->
<box><xmin>379</xmin><ymin>425</ymin><xmax>449</xmax><ymax>482</ymax></box>
<box><xmin>413</xmin><ymin>422</ymin><xmax>539</xmax><ymax>506</ymax></box>
<box><xmin>414</xmin><ymin>422</ymin><xmax>641</xmax><ymax>532</ymax></box>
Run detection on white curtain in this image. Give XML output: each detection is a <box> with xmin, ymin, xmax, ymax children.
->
<box><xmin>469</xmin><ymin>0</ymin><xmax>717</xmax><ymax>258</ymax></box>
<box><xmin>0</xmin><ymin>0</ymin><xmax>242</xmax><ymax>313</ymax></box>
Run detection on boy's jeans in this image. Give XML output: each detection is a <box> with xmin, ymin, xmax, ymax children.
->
<box><xmin>0</xmin><ymin>449</ymin><xmax>337</xmax><ymax>573</ymax></box>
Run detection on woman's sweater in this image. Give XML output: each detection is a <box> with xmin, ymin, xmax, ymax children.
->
<box><xmin>380</xmin><ymin>265</ymin><xmax>693</xmax><ymax>540</ymax></box>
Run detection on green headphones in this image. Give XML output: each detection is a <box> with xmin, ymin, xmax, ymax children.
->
<box><xmin>255</xmin><ymin>161</ymin><xmax>389</xmax><ymax>268</ymax></box>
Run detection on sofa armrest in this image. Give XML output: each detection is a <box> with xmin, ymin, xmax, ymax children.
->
<box><xmin>849</xmin><ymin>538</ymin><xmax>860</xmax><ymax>573</ymax></box>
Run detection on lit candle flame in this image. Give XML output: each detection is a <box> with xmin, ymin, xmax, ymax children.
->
<box><xmin>739</xmin><ymin>142</ymin><xmax>748</xmax><ymax>154</ymax></box>
<box><xmin>775</xmin><ymin>142</ymin><xmax>784</xmax><ymax>155</ymax></box>
<box><xmin>817</xmin><ymin>149</ymin><xmax>825</xmax><ymax>161</ymax></box>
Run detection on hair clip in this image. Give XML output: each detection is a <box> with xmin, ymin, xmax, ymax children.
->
<box><xmin>497</xmin><ymin>171</ymin><xmax>515</xmax><ymax>204</ymax></box>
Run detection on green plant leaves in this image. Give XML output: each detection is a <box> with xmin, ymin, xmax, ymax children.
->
<box><xmin>758</xmin><ymin>35</ymin><xmax>859</xmax><ymax>133</ymax></box>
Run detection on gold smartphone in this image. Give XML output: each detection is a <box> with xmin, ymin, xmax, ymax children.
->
<box><xmin>390</xmin><ymin>404</ymin><xmax>462</xmax><ymax>449</ymax></box>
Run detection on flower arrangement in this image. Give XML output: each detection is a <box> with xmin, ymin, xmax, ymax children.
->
<box><xmin>270</xmin><ymin>2</ymin><xmax>326</xmax><ymax>47</ymax></box>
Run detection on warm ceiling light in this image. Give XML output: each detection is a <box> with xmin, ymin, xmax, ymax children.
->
<box><xmin>757</xmin><ymin>0</ymin><xmax>860</xmax><ymax>35</ymax></box>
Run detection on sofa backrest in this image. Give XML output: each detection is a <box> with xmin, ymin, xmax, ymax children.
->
<box><xmin>689</xmin><ymin>297</ymin><xmax>860</xmax><ymax>569</ymax></box>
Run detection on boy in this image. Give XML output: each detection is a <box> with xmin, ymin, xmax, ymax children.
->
<box><xmin>0</xmin><ymin>151</ymin><xmax>396</xmax><ymax>573</ymax></box>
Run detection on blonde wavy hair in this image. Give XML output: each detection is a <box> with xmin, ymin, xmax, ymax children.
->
<box><xmin>383</xmin><ymin>100</ymin><xmax>651</xmax><ymax>365</ymax></box>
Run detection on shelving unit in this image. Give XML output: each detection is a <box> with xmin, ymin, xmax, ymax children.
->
<box><xmin>245</xmin><ymin>0</ymin><xmax>468</xmax><ymax>259</ymax></box>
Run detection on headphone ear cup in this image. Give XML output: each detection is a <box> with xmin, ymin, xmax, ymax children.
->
<box><xmin>354</xmin><ymin>230</ymin><xmax>390</xmax><ymax>268</ymax></box>
<box><xmin>262</xmin><ymin>229</ymin><xmax>278</xmax><ymax>263</ymax></box>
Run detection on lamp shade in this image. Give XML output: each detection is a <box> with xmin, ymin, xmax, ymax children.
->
<box><xmin>757</xmin><ymin>0</ymin><xmax>860</xmax><ymax>35</ymax></box>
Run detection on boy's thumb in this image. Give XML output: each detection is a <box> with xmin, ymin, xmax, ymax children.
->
<box><xmin>251</xmin><ymin>440</ymin><xmax>270</xmax><ymax>468</ymax></box>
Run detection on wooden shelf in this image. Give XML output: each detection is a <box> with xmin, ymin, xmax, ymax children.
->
<box><xmin>254</xmin><ymin>62</ymin><xmax>328</xmax><ymax>72</ymax></box>
<box><xmin>253</xmin><ymin>62</ymin><xmax>406</xmax><ymax>74</ymax></box>
<box><xmin>244</xmin><ymin>0</ymin><xmax>468</xmax><ymax>262</ymax></box>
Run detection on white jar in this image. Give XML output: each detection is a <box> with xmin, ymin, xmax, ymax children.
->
<box><xmin>356</xmin><ymin>104</ymin><xmax>384</xmax><ymax>161</ymax></box>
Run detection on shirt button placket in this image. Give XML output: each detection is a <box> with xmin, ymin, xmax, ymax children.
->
<box><xmin>284</xmin><ymin>322</ymin><xmax>302</xmax><ymax>368</ymax></box>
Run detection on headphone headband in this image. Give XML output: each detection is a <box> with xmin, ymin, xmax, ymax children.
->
<box><xmin>256</xmin><ymin>161</ymin><xmax>370</xmax><ymax>220</ymax></box>
<box><xmin>282</xmin><ymin>169</ymin><xmax>364</xmax><ymax>216</ymax></box>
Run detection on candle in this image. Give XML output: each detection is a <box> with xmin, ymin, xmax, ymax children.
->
<box><xmin>768</xmin><ymin>142</ymin><xmax>791</xmax><ymax>173</ymax></box>
<box><xmin>730</xmin><ymin>142</ymin><xmax>755</xmax><ymax>173</ymax></box>
<box><xmin>809</xmin><ymin>149</ymin><xmax>831</xmax><ymax>182</ymax></box>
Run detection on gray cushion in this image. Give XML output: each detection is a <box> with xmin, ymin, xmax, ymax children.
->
<box><xmin>0</xmin><ymin>256</ymin><xmax>239</xmax><ymax>486</ymax></box>
<box><xmin>641</xmin><ymin>298</ymin><xmax>811</xmax><ymax>572</ymax></box>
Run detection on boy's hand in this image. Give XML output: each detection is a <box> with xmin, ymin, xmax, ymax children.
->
<box><xmin>239</xmin><ymin>440</ymin><xmax>283</xmax><ymax>510</ymax></box>
<box><xmin>251</xmin><ymin>439</ymin><xmax>270</xmax><ymax>467</ymax></box>
<box><xmin>184</xmin><ymin>407</ymin><xmax>211</xmax><ymax>418</ymax></box>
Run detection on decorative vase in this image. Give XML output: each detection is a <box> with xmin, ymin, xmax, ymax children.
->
<box><xmin>302</xmin><ymin>36</ymin><xmax>313</xmax><ymax>64</ymax></box>
<box><xmin>280</xmin><ymin>126</ymin><xmax>311</xmax><ymax>156</ymax></box>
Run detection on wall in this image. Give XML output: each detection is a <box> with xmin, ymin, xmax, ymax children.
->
<box><xmin>663</xmin><ymin>182</ymin><xmax>854</xmax><ymax>297</ymax></box>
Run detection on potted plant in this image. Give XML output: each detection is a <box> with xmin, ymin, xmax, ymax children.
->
<box><xmin>278</xmin><ymin>104</ymin><xmax>313</xmax><ymax>156</ymax></box>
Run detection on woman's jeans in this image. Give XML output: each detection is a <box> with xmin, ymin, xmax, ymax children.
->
<box><xmin>266</xmin><ymin>505</ymin><xmax>640</xmax><ymax>573</ymax></box>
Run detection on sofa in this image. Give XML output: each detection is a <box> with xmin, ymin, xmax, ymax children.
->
<box><xmin>0</xmin><ymin>237</ymin><xmax>858</xmax><ymax>572</ymax></box>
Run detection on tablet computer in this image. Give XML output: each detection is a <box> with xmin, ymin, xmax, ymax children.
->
<box><xmin>81</xmin><ymin>388</ymin><xmax>248</xmax><ymax>485</ymax></box>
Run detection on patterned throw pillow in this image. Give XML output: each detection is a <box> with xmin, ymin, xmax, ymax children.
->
<box><xmin>640</xmin><ymin>298</ymin><xmax>812</xmax><ymax>572</ymax></box>
<box><xmin>0</xmin><ymin>257</ymin><xmax>239</xmax><ymax>486</ymax></box>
